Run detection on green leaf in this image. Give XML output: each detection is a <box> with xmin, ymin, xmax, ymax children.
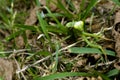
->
<box><xmin>34</xmin><ymin>72</ymin><xmax>94</xmax><ymax>80</ymax></box>
<box><xmin>0</xmin><ymin>12</ymin><xmax>10</xmax><ymax>26</ymax></box>
<box><xmin>106</xmin><ymin>69</ymin><xmax>119</xmax><ymax>77</ymax></box>
<box><xmin>45</xmin><ymin>13</ymin><xmax>64</xmax><ymax>17</ymax></box>
<box><xmin>66</xmin><ymin>0</ymin><xmax>76</xmax><ymax>12</ymax></box>
<box><xmin>93</xmin><ymin>70</ymin><xmax>110</xmax><ymax>80</ymax></box>
<box><xmin>52</xmin><ymin>42</ymin><xmax>60</xmax><ymax>73</ymax></box>
<box><xmin>45</xmin><ymin>6</ymin><xmax>62</xmax><ymax>27</ymax></box>
<box><xmin>47</xmin><ymin>25</ymin><xmax>68</xmax><ymax>35</ymax></box>
<box><xmin>44</xmin><ymin>7</ymin><xmax>68</xmax><ymax>34</ymax></box>
<box><xmin>5</xmin><ymin>30</ymin><xmax>24</xmax><ymax>41</ymax></box>
<box><xmin>37</xmin><ymin>11</ymin><xmax>50</xmax><ymax>41</ymax></box>
<box><xmin>82</xmin><ymin>0</ymin><xmax>98</xmax><ymax>20</ymax></box>
<box><xmin>68</xmin><ymin>47</ymin><xmax>115</xmax><ymax>56</ymax></box>
<box><xmin>55</xmin><ymin>0</ymin><xmax>73</xmax><ymax>18</ymax></box>
<box><xmin>111</xmin><ymin>0</ymin><xmax>120</xmax><ymax>6</ymax></box>
<box><xmin>15</xmin><ymin>24</ymin><xmax>37</xmax><ymax>31</ymax></box>
<box><xmin>35</xmin><ymin>0</ymin><xmax>41</xmax><ymax>6</ymax></box>
<box><xmin>36</xmin><ymin>51</ymin><xmax>51</xmax><ymax>57</ymax></box>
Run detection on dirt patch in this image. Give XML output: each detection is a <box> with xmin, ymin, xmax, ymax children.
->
<box><xmin>0</xmin><ymin>58</ymin><xmax>16</xmax><ymax>80</ymax></box>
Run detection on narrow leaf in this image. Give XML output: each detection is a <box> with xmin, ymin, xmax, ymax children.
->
<box><xmin>82</xmin><ymin>0</ymin><xmax>98</xmax><ymax>20</ymax></box>
<box><xmin>34</xmin><ymin>72</ymin><xmax>94</xmax><ymax>80</ymax></box>
<box><xmin>15</xmin><ymin>24</ymin><xmax>37</xmax><ymax>31</ymax></box>
<box><xmin>106</xmin><ymin>69</ymin><xmax>119</xmax><ymax>77</ymax></box>
<box><xmin>68</xmin><ymin>47</ymin><xmax>115</xmax><ymax>56</ymax></box>
<box><xmin>5</xmin><ymin>30</ymin><xmax>24</xmax><ymax>41</ymax></box>
<box><xmin>111</xmin><ymin>0</ymin><xmax>120</xmax><ymax>6</ymax></box>
<box><xmin>36</xmin><ymin>11</ymin><xmax>50</xmax><ymax>41</ymax></box>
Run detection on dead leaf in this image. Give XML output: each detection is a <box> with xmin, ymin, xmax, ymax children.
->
<box><xmin>90</xmin><ymin>23</ymin><xmax>102</xmax><ymax>33</ymax></box>
<box><xmin>25</xmin><ymin>7</ymin><xmax>40</xmax><ymax>25</ymax></box>
<box><xmin>97</xmin><ymin>76</ymin><xmax>103</xmax><ymax>80</ymax></box>
<box><xmin>15</xmin><ymin>36</ymin><xmax>25</xmax><ymax>48</ymax></box>
<box><xmin>15</xmin><ymin>7</ymin><xmax>39</xmax><ymax>49</ymax></box>
<box><xmin>76</xmin><ymin>59</ymin><xmax>87</xmax><ymax>67</ymax></box>
<box><xmin>76</xmin><ymin>77</ymin><xmax>90</xmax><ymax>80</ymax></box>
<box><xmin>25</xmin><ymin>7</ymin><xmax>41</xmax><ymax>39</ymax></box>
<box><xmin>114</xmin><ymin>10</ymin><xmax>120</xmax><ymax>24</ymax></box>
<box><xmin>71</xmin><ymin>0</ymin><xmax>82</xmax><ymax>12</ymax></box>
<box><xmin>0</xmin><ymin>29</ymin><xmax>9</xmax><ymax>39</ymax></box>
<box><xmin>112</xmin><ymin>10</ymin><xmax>120</xmax><ymax>57</ymax></box>
<box><xmin>25</xmin><ymin>7</ymin><xmax>39</xmax><ymax>38</ymax></box>
<box><xmin>114</xmin><ymin>61</ymin><xmax>120</xmax><ymax>70</ymax></box>
<box><xmin>98</xmin><ymin>0</ymin><xmax>115</xmax><ymax>11</ymax></box>
<box><xmin>0</xmin><ymin>58</ymin><xmax>16</xmax><ymax>80</ymax></box>
<box><xmin>39</xmin><ymin>0</ymin><xmax>65</xmax><ymax>11</ymax></box>
<box><xmin>76</xmin><ymin>76</ymin><xmax>103</xmax><ymax>80</ymax></box>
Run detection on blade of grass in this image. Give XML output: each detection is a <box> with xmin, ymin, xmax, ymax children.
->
<box><xmin>0</xmin><ymin>24</ymin><xmax>7</xmax><ymax>29</ymax></box>
<box><xmin>0</xmin><ymin>12</ymin><xmax>10</xmax><ymax>27</ymax></box>
<box><xmin>68</xmin><ymin>47</ymin><xmax>115</xmax><ymax>56</ymax></box>
<box><xmin>44</xmin><ymin>7</ymin><xmax>68</xmax><ymax>35</ymax></box>
<box><xmin>78</xmin><ymin>0</ymin><xmax>86</xmax><ymax>20</ymax></box>
<box><xmin>15</xmin><ymin>24</ymin><xmax>37</xmax><ymax>31</ymax></box>
<box><xmin>93</xmin><ymin>70</ymin><xmax>111</xmax><ymax>80</ymax></box>
<box><xmin>34</xmin><ymin>72</ymin><xmax>94</xmax><ymax>80</ymax></box>
<box><xmin>44</xmin><ymin>6</ymin><xmax>62</xmax><ymax>28</ymax></box>
<box><xmin>5</xmin><ymin>30</ymin><xmax>24</xmax><ymax>41</ymax></box>
<box><xmin>35</xmin><ymin>0</ymin><xmax>41</xmax><ymax>6</ymax></box>
<box><xmin>111</xmin><ymin>0</ymin><xmax>120</xmax><ymax>6</ymax></box>
<box><xmin>46</xmin><ymin>25</ymin><xmax>68</xmax><ymax>35</ymax></box>
<box><xmin>0</xmin><ymin>0</ymin><xmax>7</xmax><ymax>9</ymax></box>
<box><xmin>54</xmin><ymin>0</ymin><xmax>73</xmax><ymax>18</ymax></box>
<box><xmin>36</xmin><ymin>11</ymin><xmax>50</xmax><ymax>41</ymax></box>
<box><xmin>52</xmin><ymin>42</ymin><xmax>60</xmax><ymax>73</ymax></box>
<box><xmin>80</xmin><ymin>0</ymin><xmax>86</xmax><ymax>11</ymax></box>
<box><xmin>106</xmin><ymin>69</ymin><xmax>119</xmax><ymax>77</ymax></box>
<box><xmin>36</xmin><ymin>51</ymin><xmax>51</xmax><ymax>57</ymax></box>
<box><xmin>16</xmin><ymin>24</ymin><xmax>67</xmax><ymax>36</ymax></box>
<box><xmin>66</xmin><ymin>0</ymin><xmax>76</xmax><ymax>12</ymax></box>
<box><xmin>82</xmin><ymin>0</ymin><xmax>98</xmax><ymax>20</ymax></box>
<box><xmin>45</xmin><ymin>13</ymin><xmax>64</xmax><ymax>17</ymax></box>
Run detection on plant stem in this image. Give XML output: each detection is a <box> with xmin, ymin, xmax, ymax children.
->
<box><xmin>82</xmin><ymin>32</ymin><xmax>101</xmax><ymax>38</ymax></box>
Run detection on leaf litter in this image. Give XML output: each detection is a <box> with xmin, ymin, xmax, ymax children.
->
<box><xmin>0</xmin><ymin>0</ymin><xmax>120</xmax><ymax>80</ymax></box>
<box><xmin>0</xmin><ymin>58</ymin><xmax>16</xmax><ymax>80</ymax></box>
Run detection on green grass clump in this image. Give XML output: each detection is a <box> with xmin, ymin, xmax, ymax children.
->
<box><xmin>0</xmin><ymin>0</ymin><xmax>119</xmax><ymax>80</ymax></box>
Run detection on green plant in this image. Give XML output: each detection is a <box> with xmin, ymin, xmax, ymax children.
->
<box><xmin>0</xmin><ymin>77</ymin><xmax>3</xmax><ymax>80</ymax></box>
<box><xmin>0</xmin><ymin>0</ymin><xmax>119</xmax><ymax>79</ymax></box>
<box><xmin>34</xmin><ymin>72</ymin><xmax>94</xmax><ymax>80</ymax></box>
<box><xmin>66</xmin><ymin>21</ymin><xmax>106</xmax><ymax>55</ymax></box>
<box><xmin>111</xmin><ymin>0</ymin><xmax>120</xmax><ymax>6</ymax></box>
<box><xmin>68</xmin><ymin>47</ymin><xmax>115</xmax><ymax>56</ymax></box>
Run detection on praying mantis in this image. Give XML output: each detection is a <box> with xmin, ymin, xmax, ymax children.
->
<box><xmin>66</xmin><ymin>21</ymin><xmax>107</xmax><ymax>60</ymax></box>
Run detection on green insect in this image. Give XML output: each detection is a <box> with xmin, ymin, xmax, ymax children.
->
<box><xmin>66</xmin><ymin>21</ymin><xmax>107</xmax><ymax>60</ymax></box>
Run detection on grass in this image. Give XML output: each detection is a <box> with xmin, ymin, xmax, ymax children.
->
<box><xmin>0</xmin><ymin>0</ymin><xmax>119</xmax><ymax>80</ymax></box>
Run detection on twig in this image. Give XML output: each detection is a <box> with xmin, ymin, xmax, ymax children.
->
<box><xmin>16</xmin><ymin>41</ymin><xmax>81</xmax><ymax>74</ymax></box>
<box><xmin>14</xmin><ymin>58</ymin><xmax>27</xmax><ymax>80</ymax></box>
<box><xmin>0</xmin><ymin>49</ymin><xmax>31</xmax><ymax>54</ymax></box>
<box><xmin>85</xmin><ymin>60</ymin><xmax>116</xmax><ymax>69</ymax></box>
